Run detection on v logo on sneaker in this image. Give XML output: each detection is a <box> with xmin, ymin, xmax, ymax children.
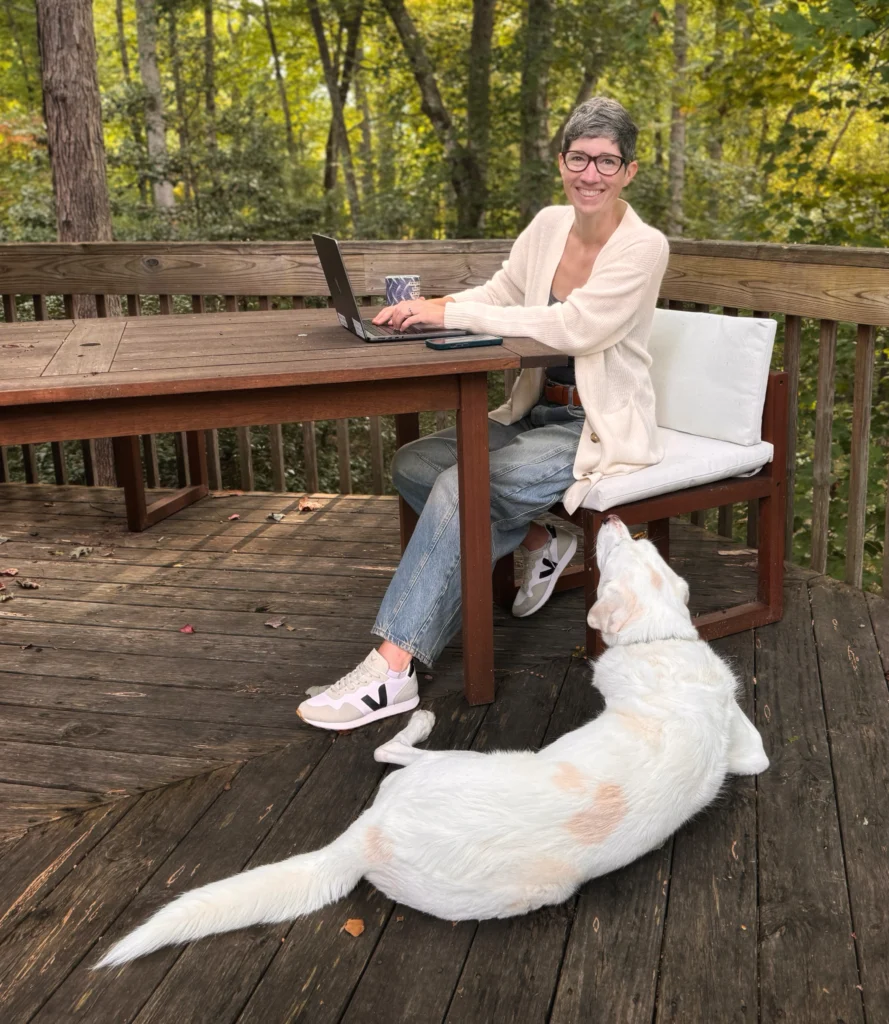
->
<box><xmin>538</xmin><ymin>557</ymin><xmax>557</xmax><ymax>580</ymax></box>
<box><xmin>362</xmin><ymin>684</ymin><xmax>389</xmax><ymax>712</ymax></box>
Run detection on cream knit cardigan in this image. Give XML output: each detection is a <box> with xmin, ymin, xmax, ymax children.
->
<box><xmin>443</xmin><ymin>201</ymin><xmax>669</xmax><ymax>515</ymax></box>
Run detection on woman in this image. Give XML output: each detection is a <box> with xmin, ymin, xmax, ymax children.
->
<box><xmin>297</xmin><ymin>96</ymin><xmax>668</xmax><ymax>731</ymax></box>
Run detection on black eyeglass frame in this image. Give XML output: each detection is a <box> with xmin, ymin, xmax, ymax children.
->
<box><xmin>560</xmin><ymin>151</ymin><xmax>628</xmax><ymax>176</ymax></box>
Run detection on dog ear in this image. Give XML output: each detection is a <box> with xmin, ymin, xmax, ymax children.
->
<box><xmin>588</xmin><ymin>582</ymin><xmax>641</xmax><ymax>635</ymax></box>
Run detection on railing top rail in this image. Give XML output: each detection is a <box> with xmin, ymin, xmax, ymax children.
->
<box><xmin>1</xmin><ymin>237</ymin><xmax>887</xmax><ymax>325</ymax></box>
<box><xmin>1</xmin><ymin>236</ymin><xmax>888</xmax><ymax>265</ymax></box>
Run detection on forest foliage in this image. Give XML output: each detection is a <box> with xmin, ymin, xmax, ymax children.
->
<box><xmin>0</xmin><ymin>0</ymin><xmax>887</xmax><ymax>589</ymax></box>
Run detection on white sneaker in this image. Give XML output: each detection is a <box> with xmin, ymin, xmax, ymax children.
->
<box><xmin>511</xmin><ymin>524</ymin><xmax>578</xmax><ymax>618</ymax></box>
<box><xmin>296</xmin><ymin>649</ymin><xmax>419</xmax><ymax>731</ymax></box>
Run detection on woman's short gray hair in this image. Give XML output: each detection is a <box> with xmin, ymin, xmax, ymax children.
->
<box><xmin>561</xmin><ymin>97</ymin><xmax>638</xmax><ymax>164</ymax></box>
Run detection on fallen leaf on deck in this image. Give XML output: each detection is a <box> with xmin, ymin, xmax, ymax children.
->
<box><xmin>571</xmin><ymin>644</ymin><xmax>586</xmax><ymax>658</ymax></box>
<box><xmin>0</xmin><ymin>593</ymin><xmax>13</xmax><ymax>603</ymax></box>
<box><xmin>228</xmin><ymin>514</ymin><xmax>241</xmax><ymax>520</ymax></box>
<box><xmin>342</xmin><ymin>919</ymin><xmax>365</xmax><ymax>937</ymax></box>
<box><xmin>298</xmin><ymin>498</ymin><xmax>322</xmax><ymax>512</ymax></box>
<box><xmin>48</xmin><ymin>549</ymin><xmax>64</xmax><ymax>556</ymax></box>
<box><xmin>264</xmin><ymin>617</ymin><xmax>286</xmax><ymax>628</ymax></box>
<box><xmin>172</xmin><ymin>563</ymin><xmax>184</xmax><ymax>568</ymax></box>
<box><xmin>70</xmin><ymin>546</ymin><xmax>92</xmax><ymax>559</ymax></box>
<box><xmin>1</xmin><ymin>568</ymin><xmax>19</xmax><ymax>576</ymax></box>
<box><xmin>16</xmin><ymin>579</ymin><xmax>40</xmax><ymax>589</ymax></box>
<box><xmin>268</xmin><ymin>513</ymin><xmax>286</xmax><ymax>522</ymax></box>
<box><xmin>285</xmin><ymin>624</ymin><xmax>296</xmax><ymax>632</ymax></box>
<box><xmin>297</xmin><ymin>333</ymin><xmax>308</xmax><ymax>337</ymax></box>
<box><xmin>179</xmin><ymin>624</ymin><xmax>195</xmax><ymax>634</ymax></box>
<box><xmin>211</xmin><ymin>490</ymin><xmax>244</xmax><ymax>498</ymax></box>
<box><xmin>0</xmin><ymin>537</ymin><xmax>7</xmax><ymax>544</ymax></box>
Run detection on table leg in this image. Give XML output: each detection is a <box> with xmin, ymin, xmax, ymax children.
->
<box><xmin>394</xmin><ymin>412</ymin><xmax>420</xmax><ymax>552</ymax></box>
<box><xmin>457</xmin><ymin>374</ymin><xmax>495</xmax><ymax>705</ymax></box>
<box><xmin>113</xmin><ymin>433</ymin><xmax>209</xmax><ymax>533</ymax></box>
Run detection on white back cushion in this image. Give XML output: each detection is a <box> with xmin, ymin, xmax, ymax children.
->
<box><xmin>647</xmin><ymin>308</ymin><xmax>777</xmax><ymax>446</ymax></box>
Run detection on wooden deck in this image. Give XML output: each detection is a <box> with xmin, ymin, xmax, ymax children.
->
<box><xmin>0</xmin><ymin>482</ymin><xmax>887</xmax><ymax>1023</ymax></box>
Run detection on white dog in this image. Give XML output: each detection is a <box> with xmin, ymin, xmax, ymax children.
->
<box><xmin>96</xmin><ymin>515</ymin><xmax>768</xmax><ymax>968</ymax></box>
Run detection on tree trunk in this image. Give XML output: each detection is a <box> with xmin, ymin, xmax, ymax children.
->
<box><xmin>353</xmin><ymin>44</ymin><xmax>375</xmax><ymax>200</ymax></box>
<box><xmin>465</xmin><ymin>0</ymin><xmax>495</xmax><ymax>232</ymax></box>
<box><xmin>307</xmin><ymin>0</ymin><xmax>362</xmax><ymax>231</ymax></box>
<box><xmin>667</xmin><ymin>1</ymin><xmax>688</xmax><ymax>237</ymax></box>
<box><xmin>379</xmin><ymin>0</ymin><xmax>486</xmax><ymax>236</ymax></box>
<box><xmin>115</xmin><ymin>0</ymin><xmax>149</xmax><ymax>204</ymax></box>
<box><xmin>168</xmin><ymin>8</ymin><xmax>195</xmax><ymax>206</ymax></box>
<box><xmin>134</xmin><ymin>0</ymin><xmax>175</xmax><ymax>210</ymax></box>
<box><xmin>35</xmin><ymin>0</ymin><xmax>117</xmax><ymax>486</ymax></box>
<box><xmin>261</xmin><ymin>0</ymin><xmax>295</xmax><ymax>159</ymax></box>
<box><xmin>4</xmin><ymin>0</ymin><xmax>35</xmax><ymax>105</ymax></box>
<box><xmin>204</xmin><ymin>0</ymin><xmax>217</xmax><ymax>153</ymax></box>
<box><xmin>519</xmin><ymin>0</ymin><xmax>554</xmax><ymax>227</ymax></box>
<box><xmin>707</xmin><ymin>0</ymin><xmax>726</xmax><ymax>224</ymax></box>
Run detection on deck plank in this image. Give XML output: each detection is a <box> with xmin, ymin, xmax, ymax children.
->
<box><xmin>654</xmin><ymin>631</ymin><xmax>758</xmax><ymax>1023</ymax></box>
<box><xmin>32</xmin><ymin>734</ymin><xmax>332</xmax><ymax>1024</ymax></box>
<box><xmin>0</xmin><ymin>801</ymin><xmax>134</xmax><ymax>940</ymax></box>
<box><xmin>754</xmin><ymin>581</ymin><xmax>864</xmax><ymax>1023</ymax></box>
<box><xmin>810</xmin><ymin>578</ymin><xmax>889</xmax><ymax>1014</ymax></box>
<box><xmin>0</xmin><ymin>766</ymin><xmax>238</xmax><ymax>1023</ymax></box>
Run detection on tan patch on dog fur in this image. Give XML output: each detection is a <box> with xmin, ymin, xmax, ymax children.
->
<box><xmin>520</xmin><ymin>856</ymin><xmax>576</xmax><ymax>885</ymax></box>
<box><xmin>552</xmin><ymin>762</ymin><xmax>587</xmax><ymax>793</ymax></box>
<box><xmin>648</xmin><ymin>566</ymin><xmax>664</xmax><ymax>590</ymax></box>
<box><xmin>615</xmin><ymin>711</ymin><xmax>664</xmax><ymax>746</ymax></box>
<box><xmin>565</xmin><ymin>783</ymin><xmax>628</xmax><ymax>845</ymax></box>
<box><xmin>364</xmin><ymin>826</ymin><xmax>394</xmax><ymax>863</ymax></box>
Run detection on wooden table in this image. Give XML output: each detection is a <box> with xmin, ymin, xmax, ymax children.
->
<box><xmin>0</xmin><ymin>308</ymin><xmax>561</xmax><ymax>705</ymax></box>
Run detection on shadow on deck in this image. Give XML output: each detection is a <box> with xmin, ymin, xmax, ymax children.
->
<box><xmin>0</xmin><ymin>483</ymin><xmax>887</xmax><ymax>1023</ymax></box>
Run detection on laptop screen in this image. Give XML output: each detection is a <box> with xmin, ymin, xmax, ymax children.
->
<box><xmin>312</xmin><ymin>234</ymin><xmax>367</xmax><ymax>339</ymax></box>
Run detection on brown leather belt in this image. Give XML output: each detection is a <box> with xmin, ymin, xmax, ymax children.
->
<box><xmin>544</xmin><ymin>380</ymin><xmax>581</xmax><ymax>407</ymax></box>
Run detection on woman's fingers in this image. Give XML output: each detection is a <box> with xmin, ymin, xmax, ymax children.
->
<box><xmin>372</xmin><ymin>304</ymin><xmax>396</xmax><ymax>324</ymax></box>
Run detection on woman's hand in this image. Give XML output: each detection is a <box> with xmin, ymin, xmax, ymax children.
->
<box><xmin>372</xmin><ymin>297</ymin><xmax>452</xmax><ymax>331</ymax></box>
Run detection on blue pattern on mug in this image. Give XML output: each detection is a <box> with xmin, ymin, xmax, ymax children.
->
<box><xmin>385</xmin><ymin>275</ymin><xmax>421</xmax><ymax>305</ymax></box>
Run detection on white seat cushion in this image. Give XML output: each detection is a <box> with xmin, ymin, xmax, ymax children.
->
<box><xmin>648</xmin><ymin>308</ymin><xmax>777</xmax><ymax>446</ymax></box>
<box><xmin>581</xmin><ymin>428</ymin><xmax>774</xmax><ymax>512</ymax></box>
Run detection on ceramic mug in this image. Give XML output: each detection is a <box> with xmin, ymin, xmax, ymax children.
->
<box><xmin>385</xmin><ymin>275</ymin><xmax>422</xmax><ymax>306</ymax></box>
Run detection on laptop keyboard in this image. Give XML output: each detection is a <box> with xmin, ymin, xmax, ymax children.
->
<box><xmin>362</xmin><ymin>319</ymin><xmax>425</xmax><ymax>339</ymax></box>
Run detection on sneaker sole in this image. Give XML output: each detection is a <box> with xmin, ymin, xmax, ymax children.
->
<box><xmin>296</xmin><ymin>693</ymin><xmax>420</xmax><ymax>731</ymax></box>
<box><xmin>512</xmin><ymin>533</ymin><xmax>579</xmax><ymax>618</ymax></box>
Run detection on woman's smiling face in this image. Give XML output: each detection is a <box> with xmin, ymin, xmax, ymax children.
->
<box><xmin>558</xmin><ymin>136</ymin><xmax>638</xmax><ymax>218</ymax></box>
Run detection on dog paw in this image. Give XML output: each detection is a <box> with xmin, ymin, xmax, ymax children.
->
<box><xmin>405</xmin><ymin>709</ymin><xmax>435</xmax><ymax>742</ymax></box>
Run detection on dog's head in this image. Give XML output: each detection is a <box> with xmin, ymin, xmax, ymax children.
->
<box><xmin>588</xmin><ymin>516</ymin><xmax>697</xmax><ymax>646</ymax></box>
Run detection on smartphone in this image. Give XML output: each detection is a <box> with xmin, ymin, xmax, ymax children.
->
<box><xmin>425</xmin><ymin>334</ymin><xmax>503</xmax><ymax>350</ymax></box>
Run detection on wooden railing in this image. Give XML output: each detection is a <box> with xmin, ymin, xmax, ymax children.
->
<box><xmin>1</xmin><ymin>238</ymin><xmax>887</xmax><ymax>595</ymax></box>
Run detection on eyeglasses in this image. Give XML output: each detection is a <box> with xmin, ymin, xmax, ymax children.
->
<box><xmin>562</xmin><ymin>151</ymin><xmax>626</xmax><ymax>176</ymax></box>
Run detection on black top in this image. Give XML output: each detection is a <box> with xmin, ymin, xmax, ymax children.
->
<box><xmin>544</xmin><ymin>289</ymin><xmax>576</xmax><ymax>386</ymax></box>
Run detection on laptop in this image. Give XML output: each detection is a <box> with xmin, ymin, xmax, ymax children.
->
<box><xmin>312</xmin><ymin>233</ymin><xmax>471</xmax><ymax>342</ymax></box>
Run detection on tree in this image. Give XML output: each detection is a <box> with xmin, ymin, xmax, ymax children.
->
<box><xmin>379</xmin><ymin>0</ymin><xmax>494</xmax><ymax>237</ymax></box>
<box><xmin>135</xmin><ymin>0</ymin><xmax>175</xmax><ymax>209</ymax></box>
<box><xmin>666</xmin><ymin>1</ymin><xmax>688</xmax><ymax>236</ymax></box>
<box><xmin>34</xmin><ymin>0</ymin><xmax>117</xmax><ymax>485</ymax></box>
<box><xmin>307</xmin><ymin>0</ymin><xmax>363</xmax><ymax>230</ymax></box>
<box><xmin>261</xmin><ymin>0</ymin><xmax>295</xmax><ymax>160</ymax></box>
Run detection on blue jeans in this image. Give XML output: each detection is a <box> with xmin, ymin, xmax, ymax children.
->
<box><xmin>372</xmin><ymin>402</ymin><xmax>585</xmax><ymax>665</ymax></box>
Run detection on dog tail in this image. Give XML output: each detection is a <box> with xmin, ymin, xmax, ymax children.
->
<box><xmin>94</xmin><ymin>826</ymin><xmax>366</xmax><ymax>968</ymax></box>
